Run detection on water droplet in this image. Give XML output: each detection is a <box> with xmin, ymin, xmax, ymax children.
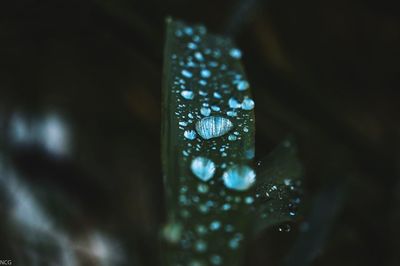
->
<box><xmin>191</xmin><ymin>157</ymin><xmax>216</xmax><ymax>182</ymax></box>
<box><xmin>226</xmin><ymin>110</ymin><xmax>237</xmax><ymax>117</ymax></box>
<box><xmin>197</xmin><ymin>184</ymin><xmax>209</xmax><ymax>193</ymax></box>
<box><xmin>184</xmin><ymin>27</ymin><xmax>193</xmax><ymax>35</ymax></box>
<box><xmin>228</xmin><ymin>134</ymin><xmax>237</xmax><ymax>141</ymax></box>
<box><xmin>181</xmin><ymin>90</ymin><xmax>194</xmax><ymax>100</ymax></box>
<box><xmin>228</xmin><ymin>98</ymin><xmax>241</xmax><ymax>109</ymax></box>
<box><xmin>279</xmin><ymin>224</ymin><xmax>291</xmax><ymax>233</ymax></box>
<box><xmin>163</xmin><ymin>222</ymin><xmax>182</xmax><ymax>243</ymax></box>
<box><xmin>195</xmin><ymin>240</ymin><xmax>207</xmax><ymax>253</ymax></box>
<box><xmin>194</xmin><ymin>52</ymin><xmax>204</xmax><ymax>61</ymax></box>
<box><xmin>201</xmin><ymin>69</ymin><xmax>211</xmax><ymax>78</ymax></box>
<box><xmin>179</xmin><ymin>121</ymin><xmax>188</xmax><ymax>126</ymax></box>
<box><xmin>199</xmin><ymin>80</ymin><xmax>207</xmax><ymax>86</ymax></box>
<box><xmin>211</xmin><ymin>105</ymin><xmax>221</xmax><ymax>112</ymax></box>
<box><xmin>210</xmin><ymin>220</ymin><xmax>221</xmax><ymax>231</ymax></box>
<box><xmin>188</xmin><ymin>42</ymin><xmax>197</xmax><ymax>50</ymax></box>
<box><xmin>210</xmin><ymin>255</ymin><xmax>222</xmax><ymax>265</ymax></box>
<box><xmin>222</xmin><ymin>203</ymin><xmax>231</xmax><ymax>211</ymax></box>
<box><xmin>241</xmin><ymin>98</ymin><xmax>255</xmax><ymax>110</ymax></box>
<box><xmin>222</xmin><ymin>165</ymin><xmax>256</xmax><ymax>191</ymax></box>
<box><xmin>184</xmin><ymin>130</ymin><xmax>197</xmax><ymax>140</ymax></box>
<box><xmin>229</xmin><ymin>48</ymin><xmax>242</xmax><ymax>59</ymax></box>
<box><xmin>245</xmin><ymin>196</ymin><xmax>254</xmax><ymax>204</ymax></box>
<box><xmin>195</xmin><ymin>116</ymin><xmax>233</xmax><ymax>140</ymax></box>
<box><xmin>200</xmin><ymin>107</ymin><xmax>211</xmax><ymax>116</ymax></box>
<box><xmin>182</xmin><ymin>70</ymin><xmax>193</xmax><ymax>78</ymax></box>
<box><xmin>213</xmin><ymin>92</ymin><xmax>222</xmax><ymax>99</ymax></box>
<box><xmin>228</xmin><ymin>233</ymin><xmax>243</xmax><ymax>249</ymax></box>
<box><xmin>236</xmin><ymin>80</ymin><xmax>249</xmax><ymax>91</ymax></box>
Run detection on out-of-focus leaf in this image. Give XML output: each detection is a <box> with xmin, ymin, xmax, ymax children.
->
<box><xmin>251</xmin><ymin>137</ymin><xmax>303</xmax><ymax>235</ymax></box>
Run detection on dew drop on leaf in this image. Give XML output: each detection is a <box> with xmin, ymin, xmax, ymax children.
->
<box><xmin>191</xmin><ymin>156</ymin><xmax>216</xmax><ymax>181</ymax></box>
<box><xmin>222</xmin><ymin>165</ymin><xmax>256</xmax><ymax>191</ymax></box>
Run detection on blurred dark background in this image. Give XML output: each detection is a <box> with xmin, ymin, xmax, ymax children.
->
<box><xmin>0</xmin><ymin>0</ymin><xmax>399</xmax><ymax>265</ymax></box>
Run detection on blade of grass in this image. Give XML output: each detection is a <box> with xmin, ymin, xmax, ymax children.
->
<box><xmin>161</xmin><ymin>18</ymin><xmax>256</xmax><ymax>266</ymax></box>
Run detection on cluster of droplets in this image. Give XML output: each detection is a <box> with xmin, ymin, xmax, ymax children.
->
<box><xmin>166</xmin><ymin>21</ymin><xmax>259</xmax><ymax>265</ymax></box>
<box><xmin>255</xmin><ymin>177</ymin><xmax>302</xmax><ymax>231</ymax></box>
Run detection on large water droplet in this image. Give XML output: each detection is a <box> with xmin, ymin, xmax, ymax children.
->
<box><xmin>191</xmin><ymin>157</ymin><xmax>216</xmax><ymax>182</ymax></box>
<box><xmin>222</xmin><ymin>165</ymin><xmax>256</xmax><ymax>191</ymax></box>
<box><xmin>195</xmin><ymin>116</ymin><xmax>233</xmax><ymax>140</ymax></box>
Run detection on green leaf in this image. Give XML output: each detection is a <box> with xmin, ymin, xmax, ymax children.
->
<box><xmin>161</xmin><ymin>18</ymin><xmax>256</xmax><ymax>266</ymax></box>
<box><xmin>252</xmin><ymin>137</ymin><xmax>303</xmax><ymax>235</ymax></box>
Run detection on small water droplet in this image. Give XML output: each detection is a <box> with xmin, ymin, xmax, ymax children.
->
<box><xmin>226</xmin><ymin>110</ymin><xmax>237</xmax><ymax>117</ymax></box>
<box><xmin>228</xmin><ymin>97</ymin><xmax>241</xmax><ymax>109</ymax></box>
<box><xmin>236</xmin><ymin>80</ymin><xmax>249</xmax><ymax>91</ymax></box>
<box><xmin>195</xmin><ymin>52</ymin><xmax>204</xmax><ymax>61</ymax></box>
<box><xmin>210</xmin><ymin>220</ymin><xmax>221</xmax><ymax>231</ymax></box>
<box><xmin>184</xmin><ymin>27</ymin><xmax>193</xmax><ymax>35</ymax></box>
<box><xmin>245</xmin><ymin>196</ymin><xmax>254</xmax><ymax>204</ymax></box>
<box><xmin>163</xmin><ymin>222</ymin><xmax>182</xmax><ymax>243</ymax></box>
<box><xmin>191</xmin><ymin>157</ymin><xmax>216</xmax><ymax>182</ymax></box>
<box><xmin>196</xmin><ymin>225</ymin><xmax>208</xmax><ymax>235</ymax></box>
<box><xmin>210</xmin><ymin>255</ymin><xmax>222</xmax><ymax>265</ymax></box>
<box><xmin>195</xmin><ymin>116</ymin><xmax>233</xmax><ymax>140</ymax></box>
<box><xmin>222</xmin><ymin>165</ymin><xmax>256</xmax><ymax>191</ymax></box>
<box><xmin>222</xmin><ymin>203</ymin><xmax>231</xmax><ymax>211</ymax></box>
<box><xmin>213</xmin><ymin>92</ymin><xmax>222</xmax><ymax>99</ymax></box>
<box><xmin>195</xmin><ymin>240</ymin><xmax>207</xmax><ymax>253</ymax></box>
<box><xmin>200</xmin><ymin>107</ymin><xmax>211</xmax><ymax>116</ymax></box>
<box><xmin>201</xmin><ymin>69</ymin><xmax>211</xmax><ymax>78</ymax></box>
<box><xmin>187</xmin><ymin>42</ymin><xmax>197</xmax><ymax>50</ymax></box>
<box><xmin>181</xmin><ymin>90</ymin><xmax>194</xmax><ymax>100</ymax></box>
<box><xmin>229</xmin><ymin>48</ymin><xmax>242</xmax><ymax>59</ymax></box>
<box><xmin>211</xmin><ymin>105</ymin><xmax>221</xmax><ymax>112</ymax></box>
<box><xmin>182</xmin><ymin>69</ymin><xmax>193</xmax><ymax>78</ymax></box>
<box><xmin>228</xmin><ymin>134</ymin><xmax>237</xmax><ymax>141</ymax></box>
<box><xmin>197</xmin><ymin>183</ymin><xmax>209</xmax><ymax>193</ymax></box>
<box><xmin>279</xmin><ymin>224</ymin><xmax>291</xmax><ymax>233</ymax></box>
<box><xmin>241</xmin><ymin>98</ymin><xmax>255</xmax><ymax>110</ymax></box>
<box><xmin>184</xmin><ymin>130</ymin><xmax>197</xmax><ymax>140</ymax></box>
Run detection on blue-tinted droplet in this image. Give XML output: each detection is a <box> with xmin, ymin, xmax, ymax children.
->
<box><xmin>210</xmin><ymin>220</ymin><xmax>221</xmax><ymax>231</ymax></box>
<box><xmin>191</xmin><ymin>157</ymin><xmax>216</xmax><ymax>182</ymax></box>
<box><xmin>194</xmin><ymin>52</ymin><xmax>204</xmax><ymax>61</ymax></box>
<box><xmin>184</xmin><ymin>130</ymin><xmax>197</xmax><ymax>140</ymax></box>
<box><xmin>182</xmin><ymin>70</ymin><xmax>193</xmax><ymax>78</ymax></box>
<box><xmin>210</xmin><ymin>255</ymin><xmax>222</xmax><ymax>265</ymax></box>
<box><xmin>181</xmin><ymin>90</ymin><xmax>194</xmax><ymax>100</ymax></box>
<box><xmin>195</xmin><ymin>116</ymin><xmax>233</xmax><ymax>140</ymax></box>
<box><xmin>228</xmin><ymin>98</ymin><xmax>241</xmax><ymax>109</ymax></box>
<box><xmin>213</xmin><ymin>92</ymin><xmax>222</xmax><ymax>99</ymax></box>
<box><xmin>229</xmin><ymin>48</ymin><xmax>242</xmax><ymax>59</ymax></box>
<box><xmin>236</xmin><ymin>80</ymin><xmax>249</xmax><ymax>91</ymax></box>
<box><xmin>201</xmin><ymin>69</ymin><xmax>211</xmax><ymax>78</ymax></box>
<box><xmin>200</xmin><ymin>107</ymin><xmax>211</xmax><ymax>116</ymax></box>
<box><xmin>222</xmin><ymin>165</ymin><xmax>256</xmax><ymax>191</ymax></box>
<box><xmin>241</xmin><ymin>98</ymin><xmax>255</xmax><ymax>110</ymax></box>
<box><xmin>187</xmin><ymin>42</ymin><xmax>197</xmax><ymax>50</ymax></box>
